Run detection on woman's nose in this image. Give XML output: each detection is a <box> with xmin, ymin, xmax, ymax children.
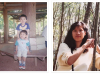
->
<box><xmin>76</xmin><ymin>31</ymin><xmax>80</xmax><ymax>34</ymax></box>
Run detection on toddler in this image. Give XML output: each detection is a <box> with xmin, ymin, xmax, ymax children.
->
<box><xmin>15</xmin><ymin>30</ymin><xmax>30</xmax><ymax>69</ymax></box>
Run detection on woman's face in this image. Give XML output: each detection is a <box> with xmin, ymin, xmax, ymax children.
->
<box><xmin>72</xmin><ymin>25</ymin><xmax>86</xmax><ymax>42</ymax></box>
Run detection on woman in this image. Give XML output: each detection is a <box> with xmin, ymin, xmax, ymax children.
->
<box><xmin>57</xmin><ymin>22</ymin><xmax>100</xmax><ymax>71</ymax></box>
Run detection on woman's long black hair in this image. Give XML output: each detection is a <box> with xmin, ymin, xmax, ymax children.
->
<box><xmin>64</xmin><ymin>22</ymin><xmax>90</xmax><ymax>53</ymax></box>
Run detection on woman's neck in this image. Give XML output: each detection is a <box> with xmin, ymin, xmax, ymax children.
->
<box><xmin>76</xmin><ymin>41</ymin><xmax>82</xmax><ymax>48</ymax></box>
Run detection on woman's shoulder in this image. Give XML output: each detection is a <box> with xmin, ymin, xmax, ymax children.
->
<box><xmin>59</xmin><ymin>43</ymin><xmax>70</xmax><ymax>50</ymax></box>
<box><xmin>60</xmin><ymin>43</ymin><xmax>69</xmax><ymax>47</ymax></box>
<box><xmin>58</xmin><ymin>43</ymin><xmax>71</xmax><ymax>57</ymax></box>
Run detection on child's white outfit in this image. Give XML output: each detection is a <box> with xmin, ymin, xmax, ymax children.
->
<box><xmin>15</xmin><ymin>39</ymin><xmax>30</xmax><ymax>57</ymax></box>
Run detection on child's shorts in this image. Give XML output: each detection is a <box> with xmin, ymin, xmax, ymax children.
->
<box><xmin>17</xmin><ymin>50</ymin><xmax>27</xmax><ymax>57</ymax></box>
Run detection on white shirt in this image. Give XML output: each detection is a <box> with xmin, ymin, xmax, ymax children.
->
<box><xmin>15</xmin><ymin>39</ymin><xmax>29</xmax><ymax>52</ymax></box>
<box><xmin>57</xmin><ymin>43</ymin><xmax>94</xmax><ymax>71</ymax></box>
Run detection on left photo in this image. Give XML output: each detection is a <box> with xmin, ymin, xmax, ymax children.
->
<box><xmin>0</xmin><ymin>2</ymin><xmax>47</xmax><ymax>71</ymax></box>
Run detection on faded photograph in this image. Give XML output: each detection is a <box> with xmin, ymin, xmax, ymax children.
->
<box><xmin>0</xmin><ymin>2</ymin><xmax>47</xmax><ymax>71</ymax></box>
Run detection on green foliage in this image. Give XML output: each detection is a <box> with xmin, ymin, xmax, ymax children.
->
<box><xmin>0</xmin><ymin>14</ymin><xmax>16</xmax><ymax>30</ymax></box>
<box><xmin>0</xmin><ymin>13</ymin><xmax>4</xmax><ymax>30</ymax></box>
<box><xmin>8</xmin><ymin>15</ymin><xmax>16</xmax><ymax>29</ymax></box>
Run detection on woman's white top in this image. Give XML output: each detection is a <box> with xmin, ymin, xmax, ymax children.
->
<box><xmin>57</xmin><ymin>43</ymin><xmax>100</xmax><ymax>71</ymax></box>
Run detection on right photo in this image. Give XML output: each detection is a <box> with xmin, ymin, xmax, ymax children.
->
<box><xmin>53</xmin><ymin>2</ymin><xmax>100</xmax><ymax>71</ymax></box>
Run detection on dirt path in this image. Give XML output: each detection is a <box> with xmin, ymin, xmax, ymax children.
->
<box><xmin>0</xmin><ymin>52</ymin><xmax>47</xmax><ymax>71</ymax></box>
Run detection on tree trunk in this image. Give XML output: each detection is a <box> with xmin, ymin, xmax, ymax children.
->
<box><xmin>3</xmin><ymin>8</ymin><xmax>8</xmax><ymax>43</ymax></box>
<box><xmin>83</xmin><ymin>2</ymin><xmax>92</xmax><ymax>25</ymax></box>
<box><xmin>78</xmin><ymin>4</ymin><xmax>80</xmax><ymax>21</ymax></box>
<box><xmin>98</xmin><ymin>26</ymin><xmax>99</xmax><ymax>43</ymax></box>
<box><xmin>92</xmin><ymin>2</ymin><xmax>99</xmax><ymax>71</ymax></box>
<box><xmin>53</xmin><ymin>2</ymin><xmax>64</xmax><ymax>71</ymax></box>
<box><xmin>68</xmin><ymin>7</ymin><xmax>71</xmax><ymax>29</ymax></box>
<box><xmin>91</xmin><ymin>29</ymin><xmax>93</xmax><ymax>38</ymax></box>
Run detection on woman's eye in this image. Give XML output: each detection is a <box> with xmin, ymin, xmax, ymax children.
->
<box><xmin>80</xmin><ymin>30</ymin><xmax>82</xmax><ymax>32</ymax></box>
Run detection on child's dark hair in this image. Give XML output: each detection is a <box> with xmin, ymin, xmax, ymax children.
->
<box><xmin>19</xmin><ymin>14</ymin><xmax>27</xmax><ymax>20</ymax></box>
<box><xmin>20</xmin><ymin>30</ymin><xmax>27</xmax><ymax>35</ymax></box>
<box><xmin>64</xmin><ymin>21</ymin><xmax>90</xmax><ymax>53</ymax></box>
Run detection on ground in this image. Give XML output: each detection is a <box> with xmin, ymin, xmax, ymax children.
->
<box><xmin>0</xmin><ymin>51</ymin><xmax>47</xmax><ymax>71</ymax></box>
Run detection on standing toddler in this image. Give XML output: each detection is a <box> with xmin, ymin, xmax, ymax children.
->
<box><xmin>15</xmin><ymin>30</ymin><xmax>30</xmax><ymax>69</ymax></box>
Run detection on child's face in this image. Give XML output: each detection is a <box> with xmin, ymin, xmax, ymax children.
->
<box><xmin>20</xmin><ymin>17</ymin><xmax>27</xmax><ymax>25</ymax></box>
<box><xmin>20</xmin><ymin>32</ymin><xmax>27</xmax><ymax>39</ymax></box>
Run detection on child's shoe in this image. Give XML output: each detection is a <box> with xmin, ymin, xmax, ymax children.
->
<box><xmin>19</xmin><ymin>63</ymin><xmax>22</xmax><ymax>69</ymax></box>
<box><xmin>22</xmin><ymin>64</ymin><xmax>26</xmax><ymax>69</ymax></box>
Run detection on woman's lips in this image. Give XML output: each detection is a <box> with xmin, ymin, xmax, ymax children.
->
<box><xmin>75</xmin><ymin>36</ymin><xmax>81</xmax><ymax>37</ymax></box>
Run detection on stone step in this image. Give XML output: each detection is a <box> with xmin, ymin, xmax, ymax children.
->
<box><xmin>30</xmin><ymin>37</ymin><xmax>45</xmax><ymax>45</ymax></box>
<box><xmin>30</xmin><ymin>44</ymin><xmax>45</xmax><ymax>50</ymax></box>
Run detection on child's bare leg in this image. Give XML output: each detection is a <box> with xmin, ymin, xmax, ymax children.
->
<box><xmin>18</xmin><ymin>57</ymin><xmax>21</xmax><ymax>61</ymax></box>
<box><xmin>22</xmin><ymin>51</ymin><xmax>27</xmax><ymax>64</ymax></box>
<box><xmin>18</xmin><ymin>57</ymin><xmax>21</xmax><ymax>63</ymax></box>
<box><xmin>23</xmin><ymin>57</ymin><xmax>26</xmax><ymax>64</ymax></box>
<box><xmin>22</xmin><ymin>52</ymin><xmax>27</xmax><ymax>69</ymax></box>
<box><xmin>18</xmin><ymin>57</ymin><xmax>22</xmax><ymax>69</ymax></box>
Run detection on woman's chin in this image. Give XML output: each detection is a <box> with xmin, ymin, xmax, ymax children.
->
<box><xmin>75</xmin><ymin>40</ymin><xmax>82</xmax><ymax>42</ymax></box>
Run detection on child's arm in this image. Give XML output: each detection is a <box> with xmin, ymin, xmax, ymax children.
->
<box><xmin>15</xmin><ymin>46</ymin><xmax>18</xmax><ymax>54</ymax></box>
<box><xmin>26</xmin><ymin>41</ymin><xmax>30</xmax><ymax>54</ymax></box>
<box><xmin>17</xmin><ymin>30</ymin><xmax>20</xmax><ymax>39</ymax></box>
<box><xmin>15</xmin><ymin>40</ymin><xmax>18</xmax><ymax>54</ymax></box>
<box><xmin>27</xmin><ymin>46</ymin><xmax>29</xmax><ymax>51</ymax></box>
<box><xmin>27</xmin><ymin>46</ymin><xmax>30</xmax><ymax>54</ymax></box>
<box><xmin>27</xmin><ymin>29</ymin><xmax>29</xmax><ymax>35</ymax></box>
<box><xmin>26</xmin><ymin>23</ymin><xmax>30</xmax><ymax>39</ymax></box>
<box><xmin>26</xmin><ymin>29</ymin><xmax>29</xmax><ymax>40</ymax></box>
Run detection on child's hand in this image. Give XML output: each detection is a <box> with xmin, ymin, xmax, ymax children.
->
<box><xmin>15</xmin><ymin>50</ymin><xmax>17</xmax><ymax>54</ymax></box>
<box><xmin>27</xmin><ymin>51</ymin><xmax>30</xmax><ymax>54</ymax></box>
